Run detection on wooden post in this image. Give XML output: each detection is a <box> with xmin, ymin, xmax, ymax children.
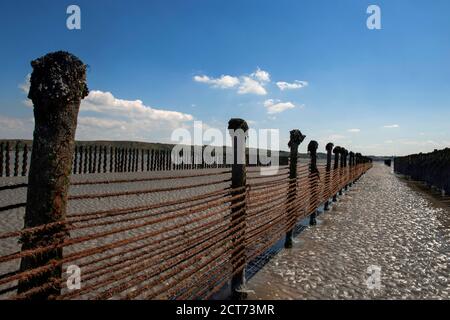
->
<box><xmin>130</xmin><ymin>149</ymin><xmax>134</xmax><ymax>172</ymax></box>
<box><xmin>88</xmin><ymin>146</ymin><xmax>93</xmax><ymax>173</ymax></box>
<box><xmin>324</xmin><ymin>142</ymin><xmax>334</xmax><ymax>211</ymax></box>
<box><xmin>338</xmin><ymin>147</ymin><xmax>346</xmax><ymax>195</ymax></box>
<box><xmin>78</xmin><ymin>146</ymin><xmax>83</xmax><ymax>174</ymax></box>
<box><xmin>97</xmin><ymin>146</ymin><xmax>102</xmax><ymax>173</ymax></box>
<box><xmin>14</xmin><ymin>141</ymin><xmax>20</xmax><ymax>176</ymax></box>
<box><xmin>149</xmin><ymin>149</ymin><xmax>153</xmax><ymax>171</ymax></box>
<box><xmin>22</xmin><ymin>143</ymin><xmax>29</xmax><ymax>176</ymax></box>
<box><xmin>18</xmin><ymin>51</ymin><xmax>88</xmax><ymax>298</ymax></box>
<box><xmin>343</xmin><ymin>148</ymin><xmax>349</xmax><ymax>190</ymax></box>
<box><xmin>349</xmin><ymin>151</ymin><xmax>355</xmax><ymax>186</ymax></box>
<box><xmin>228</xmin><ymin>118</ymin><xmax>248</xmax><ymax>300</ymax></box>
<box><xmin>5</xmin><ymin>142</ymin><xmax>10</xmax><ymax>177</ymax></box>
<box><xmin>284</xmin><ymin>130</ymin><xmax>306</xmax><ymax>248</ymax></box>
<box><xmin>73</xmin><ymin>146</ymin><xmax>78</xmax><ymax>174</ymax></box>
<box><xmin>103</xmin><ymin>146</ymin><xmax>107</xmax><ymax>173</ymax></box>
<box><xmin>308</xmin><ymin>140</ymin><xmax>319</xmax><ymax>226</ymax></box>
<box><xmin>167</xmin><ymin>150</ymin><xmax>171</xmax><ymax>171</ymax></box>
<box><xmin>332</xmin><ymin>146</ymin><xmax>341</xmax><ymax>202</ymax></box>
<box><xmin>83</xmin><ymin>145</ymin><xmax>88</xmax><ymax>174</ymax></box>
<box><xmin>92</xmin><ymin>146</ymin><xmax>97</xmax><ymax>173</ymax></box>
<box><xmin>109</xmin><ymin>147</ymin><xmax>113</xmax><ymax>173</ymax></box>
<box><xmin>0</xmin><ymin>142</ymin><xmax>4</xmax><ymax>177</ymax></box>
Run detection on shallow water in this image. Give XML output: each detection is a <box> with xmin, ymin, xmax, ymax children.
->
<box><xmin>246</xmin><ymin>163</ymin><xmax>450</xmax><ymax>300</ymax></box>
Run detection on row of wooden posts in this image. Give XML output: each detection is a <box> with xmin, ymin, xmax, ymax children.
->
<box><xmin>228</xmin><ymin>120</ymin><xmax>372</xmax><ymax>299</ymax></box>
<box><xmin>0</xmin><ymin>141</ymin><xmax>284</xmax><ymax>177</ymax></box>
<box><xmin>71</xmin><ymin>146</ymin><xmax>227</xmax><ymax>174</ymax></box>
<box><xmin>394</xmin><ymin>148</ymin><xmax>450</xmax><ymax>195</ymax></box>
<box><xmin>0</xmin><ymin>142</ymin><xmax>29</xmax><ymax>177</ymax></box>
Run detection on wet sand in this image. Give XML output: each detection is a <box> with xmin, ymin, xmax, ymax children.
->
<box><xmin>246</xmin><ymin>163</ymin><xmax>450</xmax><ymax>300</ymax></box>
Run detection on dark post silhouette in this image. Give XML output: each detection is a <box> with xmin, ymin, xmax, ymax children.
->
<box><xmin>73</xmin><ymin>146</ymin><xmax>78</xmax><ymax>175</ymax></box>
<box><xmin>332</xmin><ymin>146</ymin><xmax>341</xmax><ymax>202</ymax></box>
<box><xmin>97</xmin><ymin>146</ymin><xmax>102</xmax><ymax>173</ymax></box>
<box><xmin>88</xmin><ymin>146</ymin><xmax>93</xmax><ymax>173</ymax></box>
<box><xmin>150</xmin><ymin>149</ymin><xmax>154</xmax><ymax>171</ymax></box>
<box><xmin>343</xmin><ymin>149</ymin><xmax>349</xmax><ymax>190</ymax></box>
<box><xmin>83</xmin><ymin>145</ymin><xmax>88</xmax><ymax>174</ymax></box>
<box><xmin>348</xmin><ymin>151</ymin><xmax>355</xmax><ymax>187</ymax></box>
<box><xmin>324</xmin><ymin>142</ymin><xmax>334</xmax><ymax>211</ymax></box>
<box><xmin>228</xmin><ymin>118</ymin><xmax>248</xmax><ymax>300</ymax></box>
<box><xmin>308</xmin><ymin>140</ymin><xmax>319</xmax><ymax>226</ymax></box>
<box><xmin>5</xmin><ymin>142</ymin><xmax>10</xmax><ymax>177</ymax></box>
<box><xmin>18</xmin><ymin>51</ymin><xmax>88</xmax><ymax>298</ymax></box>
<box><xmin>103</xmin><ymin>146</ymin><xmax>107</xmax><ymax>173</ymax></box>
<box><xmin>92</xmin><ymin>146</ymin><xmax>97</xmax><ymax>173</ymax></box>
<box><xmin>22</xmin><ymin>143</ymin><xmax>29</xmax><ymax>176</ymax></box>
<box><xmin>338</xmin><ymin>147</ymin><xmax>346</xmax><ymax>195</ymax></box>
<box><xmin>109</xmin><ymin>147</ymin><xmax>113</xmax><ymax>173</ymax></box>
<box><xmin>78</xmin><ymin>146</ymin><xmax>83</xmax><ymax>174</ymax></box>
<box><xmin>284</xmin><ymin>130</ymin><xmax>306</xmax><ymax>248</ymax></box>
<box><xmin>14</xmin><ymin>142</ymin><xmax>20</xmax><ymax>176</ymax></box>
<box><xmin>0</xmin><ymin>142</ymin><xmax>4</xmax><ymax>177</ymax></box>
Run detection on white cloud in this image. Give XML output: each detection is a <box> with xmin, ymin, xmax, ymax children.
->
<box><xmin>347</xmin><ymin>128</ymin><xmax>361</xmax><ymax>133</ymax></box>
<box><xmin>194</xmin><ymin>68</ymin><xmax>270</xmax><ymax>96</ymax></box>
<box><xmin>19</xmin><ymin>74</ymin><xmax>33</xmax><ymax>107</ymax></box>
<box><xmin>276</xmin><ymin>80</ymin><xmax>308</xmax><ymax>91</ymax></box>
<box><xmin>251</xmin><ymin>68</ymin><xmax>270</xmax><ymax>83</ymax></box>
<box><xmin>264</xmin><ymin>99</ymin><xmax>296</xmax><ymax>114</ymax></box>
<box><xmin>193</xmin><ymin>75</ymin><xmax>239</xmax><ymax>89</ymax></box>
<box><xmin>19</xmin><ymin>74</ymin><xmax>30</xmax><ymax>94</ymax></box>
<box><xmin>82</xmin><ymin>90</ymin><xmax>193</xmax><ymax>123</ymax></box>
<box><xmin>329</xmin><ymin>134</ymin><xmax>346</xmax><ymax>141</ymax></box>
<box><xmin>238</xmin><ymin>76</ymin><xmax>267</xmax><ymax>95</ymax></box>
<box><xmin>383</xmin><ymin>124</ymin><xmax>399</xmax><ymax>128</ymax></box>
<box><xmin>15</xmin><ymin>75</ymin><xmax>196</xmax><ymax>142</ymax></box>
<box><xmin>0</xmin><ymin>115</ymin><xmax>34</xmax><ymax>139</ymax></box>
<box><xmin>76</xmin><ymin>90</ymin><xmax>194</xmax><ymax>141</ymax></box>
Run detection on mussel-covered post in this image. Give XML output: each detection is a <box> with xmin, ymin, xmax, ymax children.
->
<box><xmin>284</xmin><ymin>129</ymin><xmax>306</xmax><ymax>248</ymax></box>
<box><xmin>18</xmin><ymin>51</ymin><xmax>88</xmax><ymax>298</ymax></box>
<box><xmin>308</xmin><ymin>140</ymin><xmax>319</xmax><ymax>226</ymax></box>
<box><xmin>332</xmin><ymin>146</ymin><xmax>341</xmax><ymax>202</ymax></box>
<box><xmin>349</xmin><ymin>151</ymin><xmax>355</xmax><ymax>186</ymax></box>
<box><xmin>228</xmin><ymin>118</ymin><xmax>248</xmax><ymax>300</ymax></box>
<box><xmin>339</xmin><ymin>148</ymin><xmax>346</xmax><ymax>195</ymax></box>
<box><xmin>324</xmin><ymin>142</ymin><xmax>334</xmax><ymax>211</ymax></box>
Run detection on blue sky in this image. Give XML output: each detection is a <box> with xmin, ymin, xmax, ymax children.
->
<box><xmin>0</xmin><ymin>0</ymin><xmax>449</xmax><ymax>156</ymax></box>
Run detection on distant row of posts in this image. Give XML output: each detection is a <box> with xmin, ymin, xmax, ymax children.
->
<box><xmin>0</xmin><ymin>141</ymin><xmax>29</xmax><ymax>177</ymax></box>
<box><xmin>394</xmin><ymin>149</ymin><xmax>449</xmax><ymax>196</ymax></box>
<box><xmin>0</xmin><ymin>141</ymin><xmax>236</xmax><ymax>177</ymax></box>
